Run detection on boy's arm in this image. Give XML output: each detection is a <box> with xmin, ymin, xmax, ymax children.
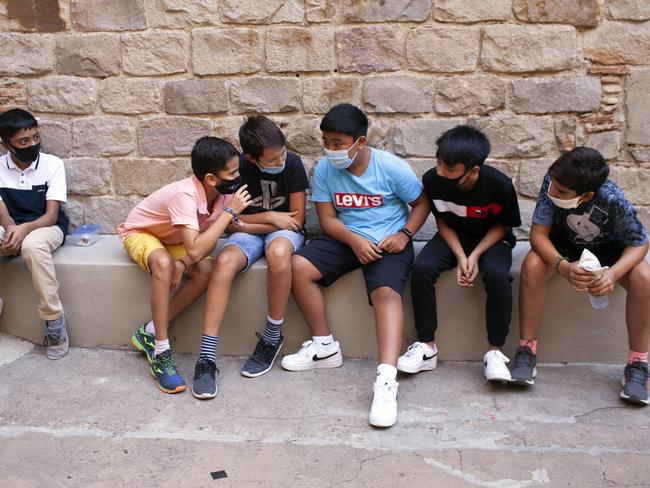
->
<box><xmin>0</xmin><ymin>200</ymin><xmax>15</xmax><ymax>228</ymax></box>
<box><xmin>589</xmin><ymin>241</ymin><xmax>649</xmax><ymax>297</ymax></box>
<box><xmin>179</xmin><ymin>211</ymin><xmax>234</xmax><ymax>263</ymax></box>
<box><xmin>236</xmin><ymin>190</ymin><xmax>306</xmax><ymax>234</ymax></box>
<box><xmin>2</xmin><ymin>200</ymin><xmax>60</xmax><ymax>254</ymax></box>
<box><xmin>378</xmin><ymin>191</ymin><xmax>429</xmax><ymax>253</ymax></box>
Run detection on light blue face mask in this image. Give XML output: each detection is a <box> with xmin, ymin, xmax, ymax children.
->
<box><xmin>258</xmin><ymin>154</ymin><xmax>286</xmax><ymax>175</ymax></box>
<box><xmin>324</xmin><ymin>138</ymin><xmax>360</xmax><ymax>170</ymax></box>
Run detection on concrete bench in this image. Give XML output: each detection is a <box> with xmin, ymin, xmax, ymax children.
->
<box><xmin>0</xmin><ymin>236</ymin><xmax>640</xmax><ymax>362</ymax></box>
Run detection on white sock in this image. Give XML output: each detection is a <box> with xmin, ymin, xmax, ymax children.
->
<box><xmin>424</xmin><ymin>342</ymin><xmax>437</xmax><ymax>355</ymax></box>
<box><xmin>144</xmin><ymin>320</ymin><xmax>155</xmax><ymax>335</ymax></box>
<box><xmin>376</xmin><ymin>363</ymin><xmax>397</xmax><ymax>385</ymax></box>
<box><xmin>154</xmin><ymin>339</ymin><xmax>170</xmax><ymax>357</ymax></box>
<box><xmin>313</xmin><ymin>334</ymin><xmax>337</xmax><ymax>352</ymax></box>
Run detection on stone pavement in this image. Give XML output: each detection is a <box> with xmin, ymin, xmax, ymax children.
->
<box><xmin>0</xmin><ymin>333</ymin><xmax>649</xmax><ymax>488</ymax></box>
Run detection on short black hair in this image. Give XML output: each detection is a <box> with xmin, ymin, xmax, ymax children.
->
<box><xmin>0</xmin><ymin>108</ymin><xmax>38</xmax><ymax>143</ymax></box>
<box><xmin>548</xmin><ymin>147</ymin><xmax>609</xmax><ymax>195</ymax></box>
<box><xmin>436</xmin><ymin>125</ymin><xmax>491</xmax><ymax>170</ymax></box>
<box><xmin>239</xmin><ymin>115</ymin><xmax>286</xmax><ymax>161</ymax></box>
<box><xmin>191</xmin><ymin>136</ymin><xmax>239</xmax><ymax>181</ymax></box>
<box><xmin>320</xmin><ymin>103</ymin><xmax>368</xmax><ymax>140</ymax></box>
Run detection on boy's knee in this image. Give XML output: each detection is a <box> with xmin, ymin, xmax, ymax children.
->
<box><xmin>370</xmin><ymin>286</ymin><xmax>400</xmax><ymax>303</ymax></box>
<box><xmin>412</xmin><ymin>260</ymin><xmax>439</xmax><ymax>282</ymax></box>
<box><xmin>482</xmin><ymin>268</ymin><xmax>510</xmax><ymax>285</ymax></box>
<box><xmin>215</xmin><ymin>248</ymin><xmax>244</xmax><ymax>274</ymax></box>
<box><xmin>292</xmin><ymin>254</ymin><xmax>316</xmax><ymax>280</ymax></box>
<box><xmin>521</xmin><ymin>251</ymin><xmax>548</xmax><ymax>283</ymax></box>
<box><xmin>149</xmin><ymin>251</ymin><xmax>173</xmax><ymax>275</ymax></box>
<box><xmin>629</xmin><ymin>261</ymin><xmax>650</xmax><ymax>291</ymax></box>
<box><xmin>20</xmin><ymin>234</ymin><xmax>47</xmax><ymax>257</ymax></box>
<box><xmin>267</xmin><ymin>242</ymin><xmax>292</xmax><ymax>268</ymax></box>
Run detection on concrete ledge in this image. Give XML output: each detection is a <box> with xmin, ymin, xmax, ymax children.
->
<box><xmin>0</xmin><ymin>236</ymin><xmax>641</xmax><ymax>362</ymax></box>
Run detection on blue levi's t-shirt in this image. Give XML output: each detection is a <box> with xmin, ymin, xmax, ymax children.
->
<box><xmin>310</xmin><ymin>147</ymin><xmax>423</xmax><ymax>244</ymax></box>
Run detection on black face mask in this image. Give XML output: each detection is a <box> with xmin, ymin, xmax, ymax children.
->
<box><xmin>216</xmin><ymin>175</ymin><xmax>242</xmax><ymax>194</ymax></box>
<box><xmin>9</xmin><ymin>142</ymin><xmax>40</xmax><ymax>164</ymax></box>
<box><xmin>434</xmin><ymin>168</ymin><xmax>472</xmax><ymax>192</ymax></box>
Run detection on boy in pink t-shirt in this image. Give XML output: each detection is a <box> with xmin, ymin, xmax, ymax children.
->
<box><xmin>118</xmin><ymin>137</ymin><xmax>251</xmax><ymax>394</ymax></box>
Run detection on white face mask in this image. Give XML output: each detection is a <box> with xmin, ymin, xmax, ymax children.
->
<box><xmin>547</xmin><ymin>181</ymin><xmax>583</xmax><ymax>209</ymax></box>
<box><xmin>324</xmin><ymin>138</ymin><xmax>360</xmax><ymax>170</ymax></box>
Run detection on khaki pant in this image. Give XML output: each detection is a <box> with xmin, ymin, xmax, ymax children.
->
<box><xmin>1</xmin><ymin>225</ymin><xmax>64</xmax><ymax>321</ymax></box>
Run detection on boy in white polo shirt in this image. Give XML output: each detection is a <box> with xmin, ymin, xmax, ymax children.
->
<box><xmin>0</xmin><ymin>108</ymin><xmax>69</xmax><ymax>359</ymax></box>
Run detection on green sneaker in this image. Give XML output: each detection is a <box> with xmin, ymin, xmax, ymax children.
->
<box><xmin>131</xmin><ymin>324</ymin><xmax>155</xmax><ymax>365</ymax></box>
<box><xmin>150</xmin><ymin>349</ymin><xmax>186</xmax><ymax>394</ymax></box>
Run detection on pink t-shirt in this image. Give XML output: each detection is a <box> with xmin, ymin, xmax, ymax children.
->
<box><xmin>118</xmin><ymin>176</ymin><xmax>232</xmax><ymax>244</ymax></box>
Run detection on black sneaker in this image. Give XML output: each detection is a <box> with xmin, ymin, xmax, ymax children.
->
<box><xmin>191</xmin><ymin>356</ymin><xmax>218</xmax><ymax>399</ymax></box>
<box><xmin>620</xmin><ymin>360</ymin><xmax>649</xmax><ymax>406</ymax></box>
<box><xmin>241</xmin><ymin>332</ymin><xmax>283</xmax><ymax>378</ymax></box>
<box><xmin>510</xmin><ymin>346</ymin><xmax>537</xmax><ymax>386</ymax></box>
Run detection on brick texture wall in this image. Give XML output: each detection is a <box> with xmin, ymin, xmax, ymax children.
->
<box><xmin>1</xmin><ymin>0</ymin><xmax>649</xmax><ymax>239</ymax></box>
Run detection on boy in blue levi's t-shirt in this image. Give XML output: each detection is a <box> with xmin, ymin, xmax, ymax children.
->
<box><xmin>281</xmin><ymin>104</ymin><xmax>430</xmax><ymax>428</ymax></box>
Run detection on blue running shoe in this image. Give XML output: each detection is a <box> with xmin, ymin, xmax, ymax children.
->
<box><xmin>131</xmin><ymin>324</ymin><xmax>155</xmax><ymax>365</ymax></box>
<box><xmin>150</xmin><ymin>349</ymin><xmax>186</xmax><ymax>394</ymax></box>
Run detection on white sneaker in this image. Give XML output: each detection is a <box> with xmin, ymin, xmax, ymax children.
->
<box><xmin>397</xmin><ymin>342</ymin><xmax>438</xmax><ymax>374</ymax></box>
<box><xmin>369</xmin><ymin>381</ymin><xmax>399</xmax><ymax>427</ymax></box>
<box><xmin>281</xmin><ymin>340</ymin><xmax>343</xmax><ymax>371</ymax></box>
<box><xmin>484</xmin><ymin>349</ymin><xmax>512</xmax><ymax>382</ymax></box>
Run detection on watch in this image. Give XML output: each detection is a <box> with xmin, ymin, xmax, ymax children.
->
<box><xmin>225</xmin><ymin>207</ymin><xmax>243</xmax><ymax>227</ymax></box>
<box><xmin>552</xmin><ymin>255</ymin><xmax>568</xmax><ymax>271</ymax></box>
<box><xmin>399</xmin><ymin>227</ymin><xmax>414</xmax><ymax>240</ymax></box>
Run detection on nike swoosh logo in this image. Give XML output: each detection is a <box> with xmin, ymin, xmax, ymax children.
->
<box><xmin>423</xmin><ymin>353</ymin><xmax>438</xmax><ymax>361</ymax></box>
<box><xmin>312</xmin><ymin>351</ymin><xmax>338</xmax><ymax>361</ymax></box>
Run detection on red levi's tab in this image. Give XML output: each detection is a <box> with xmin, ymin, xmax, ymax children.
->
<box><xmin>466</xmin><ymin>203</ymin><xmax>503</xmax><ymax>218</ymax></box>
<box><xmin>334</xmin><ymin>193</ymin><xmax>384</xmax><ymax>208</ymax></box>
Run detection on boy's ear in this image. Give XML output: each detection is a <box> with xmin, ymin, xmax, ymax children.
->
<box><xmin>580</xmin><ymin>191</ymin><xmax>595</xmax><ymax>204</ymax></box>
<box><xmin>203</xmin><ymin>173</ymin><xmax>218</xmax><ymax>188</ymax></box>
<box><xmin>243</xmin><ymin>153</ymin><xmax>256</xmax><ymax>164</ymax></box>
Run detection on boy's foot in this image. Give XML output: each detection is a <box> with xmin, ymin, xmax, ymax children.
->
<box><xmin>281</xmin><ymin>340</ymin><xmax>343</xmax><ymax>371</ymax></box>
<box><xmin>397</xmin><ymin>342</ymin><xmax>438</xmax><ymax>374</ymax></box>
<box><xmin>131</xmin><ymin>324</ymin><xmax>155</xmax><ymax>365</ymax></box>
<box><xmin>484</xmin><ymin>349</ymin><xmax>512</xmax><ymax>382</ymax></box>
<box><xmin>241</xmin><ymin>332</ymin><xmax>284</xmax><ymax>378</ymax></box>
<box><xmin>369</xmin><ymin>381</ymin><xmax>399</xmax><ymax>428</ymax></box>
<box><xmin>150</xmin><ymin>349</ymin><xmax>186</xmax><ymax>394</ymax></box>
<box><xmin>44</xmin><ymin>314</ymin><xmax>69</xmax><ymax>360</ymax></box>
<box><xmin>510</xmin><ymin>346</ymin><xmax>537</xmax><ymax>386</ymax></box>
<box><xmin>620</xmin><ymin>360</ymin><xmax>649</xmax><ymax>406</ymax></box>
<box><xmin>192</xmin><ymin>356</ymin><xmax>218</xmax><ymax>399</ymax></box>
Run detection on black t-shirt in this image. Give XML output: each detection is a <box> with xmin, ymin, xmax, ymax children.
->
<box><xmin>239</xmin><ymin>152</ymin><xmax>309</xmax><ymax>214</ymax></box>
<box><xmin>422</xmin><ymin>164</ymin><xmax>521</xmax><ymax>248</ymax></box>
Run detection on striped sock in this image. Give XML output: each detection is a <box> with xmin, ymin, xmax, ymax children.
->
<box><xmin>154</xmin><ymin>339</ymin><xmax>170</xmax><ymax>358</ymax></box>
<box><xmin>628</xmin><ymin>350</ymin><xmax>648</xmax><ymax>364</ymax></box>
<box><xmin>200</xmin><ymin>334</ymin><xmax>218</xmax><ymax>363</ymax></box>
<box><xmin>262</xmin><ymin>315</ymin><xmax>283</xmax><ymax>344</ymax></box>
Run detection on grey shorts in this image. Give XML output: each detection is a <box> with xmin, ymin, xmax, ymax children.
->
<box><xmin>222</xmin><ymin>230</ymin><xmax>305</xmax><ymax>271</ymax></box>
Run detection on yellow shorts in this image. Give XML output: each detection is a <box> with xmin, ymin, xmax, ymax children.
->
<box><xmin>123</xmin><ymin>232</ymin><xmax>195</xmax><ymax>272</ymax></box>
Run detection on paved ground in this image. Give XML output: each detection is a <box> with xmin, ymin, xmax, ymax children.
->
<box><xmin>1</xmin><ymin>333</ymin><xmax>649</xmax><ymax>488</ymax></box>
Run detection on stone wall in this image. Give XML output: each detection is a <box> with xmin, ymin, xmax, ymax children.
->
<box><xmin>1</xmin><ymin>0</ymin><xmax>649</xmax><ymax>238</ymax></box>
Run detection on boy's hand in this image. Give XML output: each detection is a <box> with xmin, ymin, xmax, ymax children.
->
<box><xmin>377</xmin><ymin>232</ymin><xmax>409</xmax><ymax>254</ymax></box>
<box><xmin>350</xmin><ymin>234</ymin><xmax>382</xmax><ymax>264</ymax></box>
<box><xmin>456</xmin><ymin>254</ymin><xmax>472</xmax><ymax>287</ymax></box>
<box><xmin>171</xmin><ymin>260</ymin><xmax>186</xmax><ymax>292</ymax></box>
<box><xmin>588</xmin><ymin>269</ymin><xmax>616</xmax><ymax>296</ymax></box>
<box><xmin>3</xmin><ymin>223</ymin><xmax>29</xmax><ymax>255</ymax></box>
<box><xmin>228</xmin><ymin>185</ymin><xmax>252</xmax><ymax>214</ymax></box>
<box><xmin>560</xmin><ymin>261</ymin><xmax>595</xmax><ymax>292</ymax></box>
<box><xmin>462</xmin><ymin>253</ymin><xmax>480</xmax><ymax>286</ymax></box>
<box><xmin>268</xmin><ymin>210</ymin><xmax>302</xmax><ymax>231</ymax></box>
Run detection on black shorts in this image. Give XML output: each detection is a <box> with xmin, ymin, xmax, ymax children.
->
<box><xmin>550</xmin><ymin>235</ymin><xmax>625</xmax><ymax>267</ymax></box>
<box><xmin>296</xmin><ymin>234</ymin><xmax>414</xmax><ymax>301</ymax></box>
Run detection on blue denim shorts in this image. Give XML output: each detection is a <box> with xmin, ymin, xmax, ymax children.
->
<box><xmin>222</xmin><ymin>230</ymin><xmax>305</xmax><ymax>271</ymax></box>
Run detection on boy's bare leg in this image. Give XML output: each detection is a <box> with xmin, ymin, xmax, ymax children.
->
<box><xmin>202</xmin><ymin>246</ymin><xmax>247</xmax><ymax>336</ymax></box>
<box><xmin>148</xmin><ymin>249</ymin><xmax>175</xmax><ymax>341</ymax></box>
<box><xmin>518</xmin><ymin>250</ymin><xmax>555</xmax><ymax>341</ymax></box>
<box><xmin>291</xmin><ymin>255</ymin><xmax>330</xmax><ymax>336</ymax></box>
<box><xmin>370</xmin><ymin>286</ymin><xmax>403</xmax><ymax>366</ymax></box>
<box><xmin>266</xmin><ymin>238</ymin><xmax>294</xmax><ymax>320</ymax></box>
<box><xmin>618</xmin><ymin>260</ymin><xmax>650</xmax><ymax>353</ymax></box>
<box><xmin>168</xmin><ymin>259</ymin><xmax>212</xmax><ymax>322</ymax></box>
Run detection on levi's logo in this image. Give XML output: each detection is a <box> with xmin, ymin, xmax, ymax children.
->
<box><xmin>334</xmin><ymin>193</ymin><xmax>383</xmax><ymax>208</ymax></box>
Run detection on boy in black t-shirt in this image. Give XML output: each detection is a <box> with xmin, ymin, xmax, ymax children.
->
<box><xmin>399</xmin><ymin>125</ymin><xmax>521</xmax><ymax>382</ymax></box>
<box><xmin>191</xmin><ymin>116</ymin><xmax>309</xmax><ymax>399</ymax></box>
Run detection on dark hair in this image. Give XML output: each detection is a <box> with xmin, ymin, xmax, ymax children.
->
<box><xmin>548</xmin><ymin>147</ymin><xmax>609</xmax><ymax>195</ymax></box>
<box><xmin>0</xmin><ymin>108</ymin><xmax>38</xmax><ymax>143</ymax></box>
<box><xmin>436</xmin><ymin>125</ymin><xmax>491</xmax><ymax>170</ymax></box>
<box><xmin>319</xmin><ymin>103</ymin><xmax>368</xmax><ymax>140</ymax></box>
<box><xmin>239</xmin><ymin>115</ymin><xmax>286</xmax><ymax>161</ymax></box>
<box><xmin>191</xmin><ymin>136</ymin><xmax>239</xmax><ymax>181</ymax></box>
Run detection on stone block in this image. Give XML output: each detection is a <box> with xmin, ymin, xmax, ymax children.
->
<box><xmin>212</xmin><ymin>116</ymin><xmax>247</xmax><ymax>148</ymax></box>
<box><xmin>609</xmin><ymin>166</ymin><xmax>650</xmax><ymax>205</ymax></box>
<box><xmin>192</xmin><ymin>28</ymin><xmax>263</xmax><ymax>75</ymax></box>
<box><xmin>513</xmin><ymin>0</ymin><xmax>601</xmax><ymax>27</ymax></box>
<box><xmin>485</xmin><ymin>159</ymin><xmax>520</xmax><ymax>183</ymax></box>
<box><xmin>367</xmin><ymin>118</ymin><xmax>393</xmax><ymax>151</ymax></box>
<box><xmin>72</xmin><ymin>117</ymin><xmax>135</xmax><ymax>157</ymax></box>
<box><xmin>518</xmin><ymin>159</ymin><xmax>553</xmax><ymax>198</ymax></box>
<box><xmin>626</xmin><ymin>70</ymin><xmax>650</xmax><ymax>145</ymax></box>
<box><xmin>302</xmin><ymin>77</ymin><xmax>362</xmax><ymax>114</ymax></box>
<box><xmin>629</xmin><ymin>146</ymin><xmax>650</xmax><ymax>162</ymax></box>
<box><xmin>144</xmin><ymin>0</ymin><xmax>221</xmax><ymax>28</ymax></box>
<box><xmin>39</xmin><ymin>120</ymin><xmax>71</xmax><ymax>158</ymax></box>
<box><xmin>407</xmin><ymin>27</ymin><xmax>479</xmax><ymax>73</ymax></box>
<box><xmin>137</xmin><ymin>117</ymin><xmax>212</xmax><ymax>157</ymax></box>
<box><xmin>27</xmin><ymin>76</ymin><xmax>97</xmax><ymax>114</ymax></box>
<box><xmin>0</xmin><ymin>79</ymin><xmax>27</xmax><ymax>112</ymax></box>
<box><xmin>112</xmin><ymin>158</ymin><xmax>192</xmax><ymax>196</ymax></box>
<box><xmin>435</xmin><ymin>75</ymin><xmax>506</xmax><ymax>115</ymax></box>
<box><xmin>481</xmin><ymin>25</ymin><xmax>578</xmax><ymax>73</ymax></box>
<box><xmin>65</xmin><ymin>158</ymin><xmax>111</xmax><ymax>196</ymax></box>
<box><xmin>267</xmin><ymin>28</ymin><xmax>336</xmax><ymax>73</ymax></box>
<box><xmin>3</xmin><ymin>0</ymin><xmax>67</xmax><ymax>33</ymax></box>
<box><xmin>514</xmin><ymin>198</ymin><xmax>536</xmax><ymax>240</ymax></box>
<box><xmin>221</xmin><ymin>0</ymin><xmax>304</xmax><ymax>24</ymax></box>
<box><xmin>230</xmin><ymin>78</ymin><xmax>300</xmax><ymax>114</ymax></box>
<box><xmin>336</xmin><ymin>27</ymin><xmax>405</xmax><ymax>74</ymax></box>
<box><xmin>122</xmin><ymin>31</ymin><xmax>188</xmax><ymax>76</ymax></box>
<box><xmin>100</xmin><ymin>78</ymin><xmax>162</xmax><ymax>115</ymax></box>
<box><xmin>510</xmin><ymin>76</ymin><xmax>601</xmax><ymax>114</ymax></box>
<box><xmin>273</xmin><ymin>116</ymin><xmax>322</xmax><ymax>158</ymax></box>
<box><xmin>84</xmin><ymin>195</ymin><xmax>144</xmax><ymax>233</ymax></box>
<box><xmin>341</xmin><ymin>0</ymin><xmax>431</xmax><ymax>22</ymax></box>
<box><xmin>63</xmin><ymin>197</ymin><xmax>85</xmax><ymax>228</ymax></box>
<box><xmin>71</xmin><ymin>0</ymin><xmax>147</xmax><ymax>31</ymax></box>
<box><xmin>164</xmin><ymin>79</ymin><xmax>228</xmax><ymax>115</ymax></box>
<box><xmin>609</xmin><ymin>0</ymin><xmax>650</xmax><ymax>20</ymax></box>
<box><xmin>584</xmin><ymin>21</ymin><xmax>650</xmax><ymax>65</ymax></box>
<box><xmin>585</xmin><ymin>131</ymin><xmax>621</xmax><ymax>160</ymax></box>
<box><xmin>306</xmin><ymin>0</ymin><xmax>336</xmax><ymax>22</ymax></box>
<box><xmin>407</xmin><ymin>158</ymin><xmax>435</xmax><ymax>180</ymax></box>
<box><xmin>363</xmin><ymin>75</ymin><xmax>433</xmax><ymax>114</ymax></box>
<box><xmin>469</xmin><ymin>114</ymin><xmax>556</xmax><ymax>158</ymax></box>
<box><xmin>0</xmin><ymin>34</ymin><xmax>53</xmax><ymax>75</ymax></box>
<box><xmin>391</xmin><ymin>119</ymin><xmax>463</xmax><ymax>157</ymax></box>
<box><xmin>434</xmin><ymin>0</ymin><xmax>512</xmax><ymax>22</ymax></box>
<box><xmin>55</xmin><ymin>33</ymin><xmax>120</xmax><ymax>78</ymax></box>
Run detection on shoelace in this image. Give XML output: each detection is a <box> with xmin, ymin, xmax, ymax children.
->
<box><xmin>514</xmin><ymin>347</ymin><xmax>535</xmax><ymax>369</ymax></box>
<box><xmin>251</xmin><ymin>332</ymin><xmax>276</xmax><ymax>362</ymax></box>
<box><xmin>626</xmin><ymin>360</ymin><xmax>649</xmax><ymax>386</ymax></box>
<box><xmin>195</xmin><ymin>358</ymin><xmax>216</xmax><ymax>377</ymax></box>
<box><xmin>374</xmin><ymin>383</ymin><xmax>396</xmax><ymax>404</ymax></box>
<box><xmin>158</xmin><ymin>352</ymin><xmax>180</xmax><ymax>375</ymax></box>
<box><xmin>43</xmin><ymin>327</ymin><xmax>63</xmax><ymax>346</ymax></box>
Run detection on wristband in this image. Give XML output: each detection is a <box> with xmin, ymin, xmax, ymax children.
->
<box><xmin>552</xmin><ymin>255</ymin><xmax>568</xmax><ymax>271</ymax></box>
<box><xmin>225</xmin><ymin>207</ymin><xmax>243</xmax><ymax>227</ymax></box>
<box><xmin>399</xmin><ymin>227</ymin><xmax>414</xmax><ymax>240</ymax></box>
